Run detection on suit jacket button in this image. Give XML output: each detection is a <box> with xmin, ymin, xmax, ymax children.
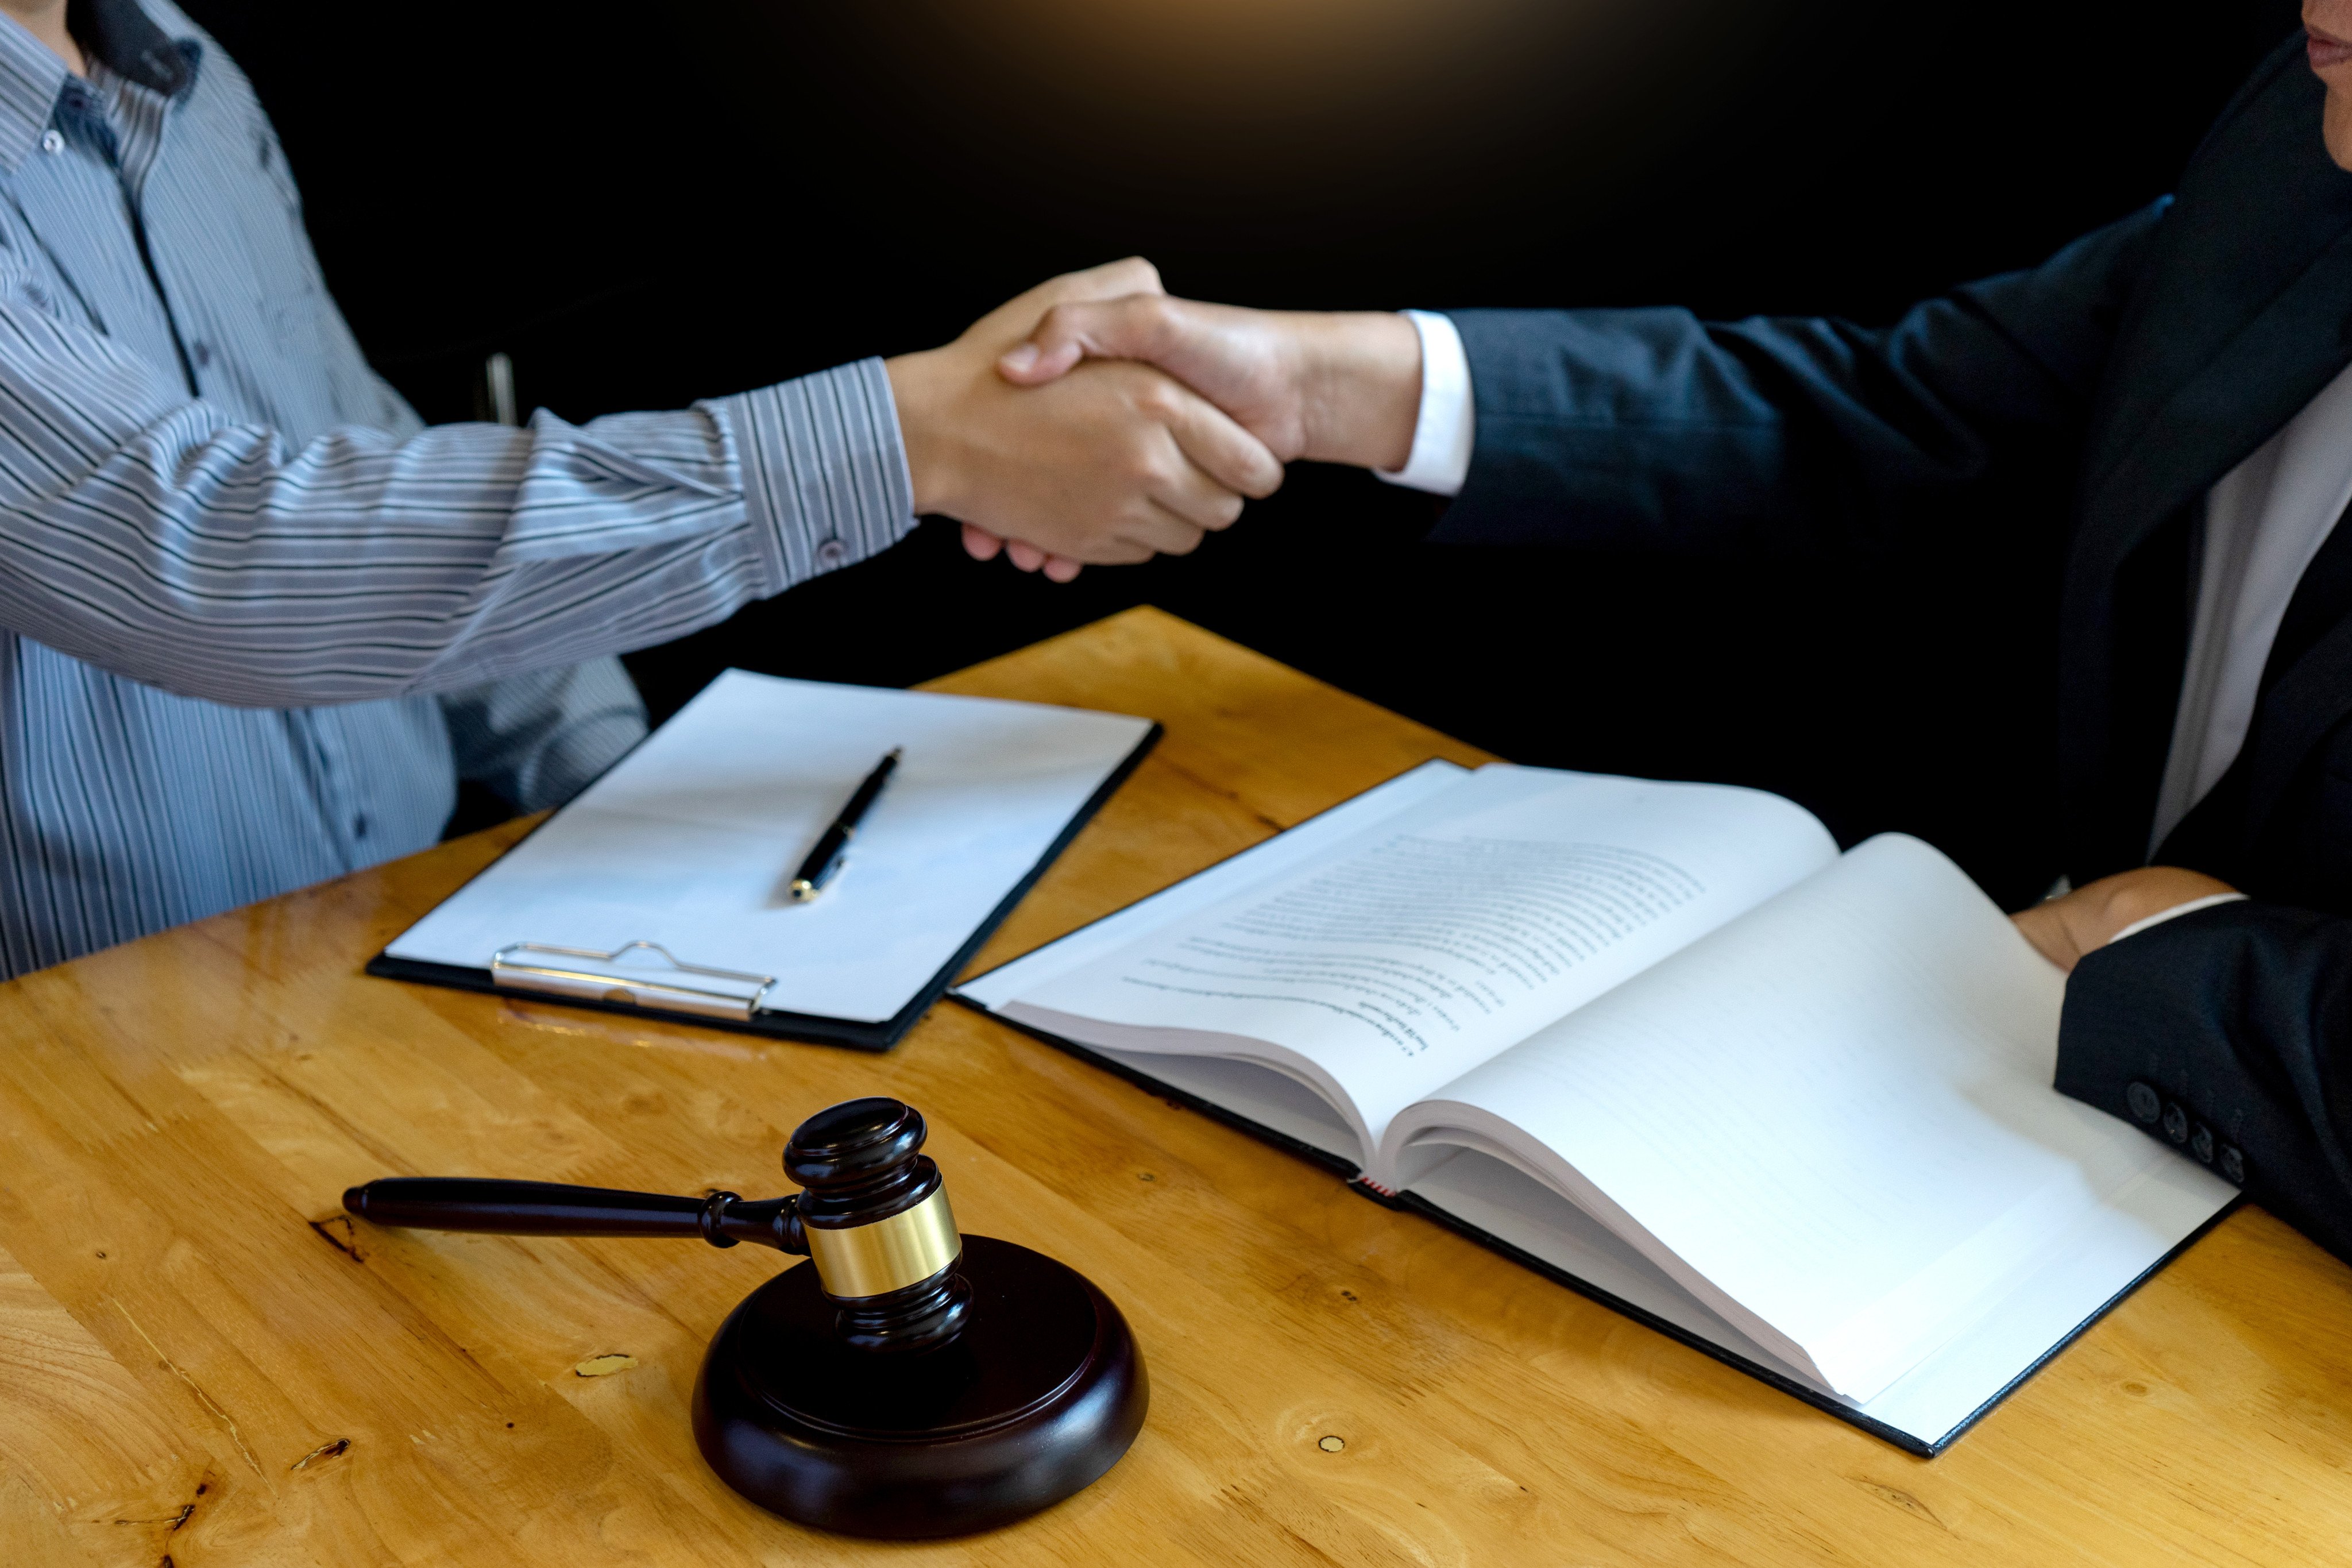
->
<box><xmin>2126</xmin><ymin>1082</ymin><xmax>2161</xmax><ymax>1123</ymax></box>
<box><xmin>2219</xmin><ymin>1144</ymin><xmax>2245</xmax><ymax>1185</ymax></box>
<box><xmin>2161</xmin><ymin>1102</ymin><xmax>2189</xmax><ymax>1144</ymax></box>
<box><xmin>2189</xmin><ymin>1122</ymin><xmax>2214</xmax><ymax>1164</ymax></box>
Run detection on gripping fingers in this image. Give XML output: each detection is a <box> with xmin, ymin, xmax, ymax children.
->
<box><xmin>972</xmin><ymin>527</ymin><xmax>1084</xmax><ymax>581</ymax></box>
<box><xmin>960</xmin><ymin>522</ymin><xmax>1006</xmax><ymax>562</ymax></box>
<box><xmin>1120</xmin><ymin>419</ymin><xmax>1243</xmax><ymax>538</ymax></box>
<box><xmin>1133</xmin><ymin>500</ymin><xmax>1214</xmax><ymax>557</ymax></box>
<box><xmin>1161</xmin><ymin>384</ymin><xmax>1284</xmax><ymax>501</ymax></box>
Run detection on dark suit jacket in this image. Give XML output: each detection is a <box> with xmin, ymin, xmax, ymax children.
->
<box><xmin>1434</xmin><ymin>33</ymin><xmax>2352</xmax><ymax>1261</ymax></box>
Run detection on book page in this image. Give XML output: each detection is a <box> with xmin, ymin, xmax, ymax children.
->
<box><xmin>1087</xmin><ymin>1049</ymin><xmax>1366</xmax><ymax>1165</ymax></box>
<box><xmin>960</xmin><ymin>760</ymin><xmax>1472</xmax><ymax>1011</ymax></box>
<box><xmin>387</xmin><ymin>671</ymin><xmax>1153</xmax><ymax>1023</ymax></box>
<box><xmin>1404</xmin><ymin>1148</ymin><xmax>1826</xmax><ymax>1387</ymax></box>
<box><xmin>1408</xmin><ymin>1140</ymin><xmax>2231</xmax><ymax>1450</ymax></box>
<box><xmin>1385</xmin><ymin>834</ymin><xmax>2236</xmax><ymax>1404</ymax></box>
<box><xmin>1010</xmin><ymin>766</ymin><xmax>1837</xmax><ymax>1159</ymax></box>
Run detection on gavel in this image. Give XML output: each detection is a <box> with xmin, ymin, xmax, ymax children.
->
<box><xmin>343</xmin><ymin>1097</ymin><xmax>1146</xmax><ymax>1539</ymax></box>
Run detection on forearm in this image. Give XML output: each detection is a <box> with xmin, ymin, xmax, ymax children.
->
<box><xmin>1428</xmin><ymin>200</ymin><xmax>2170</xmax><ymax>553</ymax></box>
<box><xmin>0</xmin><ymin>323</ymin><xmax>912</xmax><ymax>705</ymax></box>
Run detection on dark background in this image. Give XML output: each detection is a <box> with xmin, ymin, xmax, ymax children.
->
<box><xmin>180</xmin><ymin>0</ymin><xmax>2304</xmax><ymax>905</ymax></box>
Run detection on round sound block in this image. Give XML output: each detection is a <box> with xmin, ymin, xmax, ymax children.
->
<box><xmin>690</xmin><ymin>1234</ymin><xmax>1148</xmax><ymax>1538</ymax></box>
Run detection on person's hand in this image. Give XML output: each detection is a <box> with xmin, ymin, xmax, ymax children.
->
<box><xmin>948</xmin><ymin>258</ymin><xmax>1171</xmax><ymax>583</ymax></box>
<box><xmin>995</xmin><ymin>294</ymin><xmax>1425</xmax><ymax>472</ymax></box>
<box><xmin>2011</xmin><ymin>866</ymin><xmax>2238</xmax><ymax>972</ymax></box>
<box><xmin>886</xmin><ymin>260</ymin><xmax>1284</xmax><ymax>578</ymax></box>
<box><xmin>957</xmin><ymin>523</ymin><xmax>1083</xmax><ymax>582</ymax></box>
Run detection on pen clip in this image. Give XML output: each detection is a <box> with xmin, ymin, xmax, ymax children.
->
<box><xmin>490</xmin><ymin>940</ymin><xmax>777</xmax><ymax>1021</ymax></box>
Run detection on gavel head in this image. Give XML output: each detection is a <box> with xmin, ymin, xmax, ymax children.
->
<box><xmin>785</xmin><ymin>1097</ymin><xmax>970</xmax><ymax>1354</ymax></box>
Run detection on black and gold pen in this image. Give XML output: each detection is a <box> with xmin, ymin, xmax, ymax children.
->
<box><xmin>787</xmin><ymin>748</ymin><xmax>901</xmax><ymax>902</ymax></box>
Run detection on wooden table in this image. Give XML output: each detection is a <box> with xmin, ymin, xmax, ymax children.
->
<box><xmin>3</xmin><ymin>607</ymin><xmax>2349</xmax><ymax>1567</ymax></box>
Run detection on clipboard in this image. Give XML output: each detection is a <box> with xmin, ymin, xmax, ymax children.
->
<box><xmin>369</xmin><ymin>670</ymin><xmax>1161</xmax><ymax>1051</ymax></box>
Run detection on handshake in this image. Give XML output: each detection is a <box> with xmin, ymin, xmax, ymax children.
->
<box><xmin>883</xmin><ymin>258</ymin><xmax>1429</xmax><ymax>581</ymax></box>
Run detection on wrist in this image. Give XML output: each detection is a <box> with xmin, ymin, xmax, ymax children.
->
<box><xmin>2102</xmin><ymin>869</ymin><xmax>2234</xmax><ymax>926</ymax></box>
<box><xmin>2067</xmin><ymin>866</ymin><xmax>2238</xmax><ymax>954</ymax></box>
<box><xmin>1293</xmin><ymin>311</ymin><xmax>1423</xmax><ymax>470</ymax></box>
<box><xmin>884</xmin><ymin>349</ymin><xmax>965</xmax><ymax>517</ymax></box>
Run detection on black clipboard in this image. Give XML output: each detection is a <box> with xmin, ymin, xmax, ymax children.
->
<box><xmin>370</xmin><ymin>720</ymin><xmax>1160</xmax><ymax>1052</ymax></box>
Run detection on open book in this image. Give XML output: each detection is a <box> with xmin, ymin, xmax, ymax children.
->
<box><xmin>955</xmin><ymin>761</ymin><xmax>2238</xmax><ymax>1453</ymax></box>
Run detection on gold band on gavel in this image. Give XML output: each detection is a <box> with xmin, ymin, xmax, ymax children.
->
<box><xmin>803</xmin><ymin>1185</ymin><xmax>961</xmax><ymax>1299</ymax></box>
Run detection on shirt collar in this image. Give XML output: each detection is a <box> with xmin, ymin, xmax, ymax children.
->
<box><xmin>0</xmin><ymin>0</ymin><xmax>195</xmax><ymax>173</ymax></box>
<box><xmin>73</xmin><ymin>0</ymin><xmax>195</xmax><ymax>97</ymax></box>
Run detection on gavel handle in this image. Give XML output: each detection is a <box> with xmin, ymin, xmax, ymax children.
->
<box><xmin>342</xmin><ymin>1177</ymin><xmax>806</xmax><ymax>1254</ymax></box>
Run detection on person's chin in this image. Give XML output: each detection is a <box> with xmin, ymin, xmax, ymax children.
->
<box><xmin>2327</xmin><ymin>86</ymin><xmax>2352</xmax><ymax>171</ymax></box>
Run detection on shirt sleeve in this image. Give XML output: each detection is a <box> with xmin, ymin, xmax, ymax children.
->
<box><xmin>438</xmin><ymin>656</ymin><xmax>650</xmax><ymax>814</ymax></box>
<box><xmin>0</xmin><ymin>257</ymin><xmax>917</xmax><ymax>708</ymax></box>
<box><xmin>1374</xmin><ymin>310</ymin><xmax>1475</xmax><ymax>497</ymax></box>
<box><xmin>2104</xmin><ymin>890</ymin><xmax>2250</xmax><ymax>946</ymax></box>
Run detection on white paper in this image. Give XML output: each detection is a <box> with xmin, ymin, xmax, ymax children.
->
<box><xmin>1408</xmin><ymin>1141</ymin><xmax>2231</xmax><ymax>1449</ymax></box>
<box><xmin>1387</xmin><ymin>835</ymin><xmax>2238</xmax><ymax>1404</ymax></box>
<box><xmin>1086</xmin><ymin>1049</ymin><xmax>1366</xmax><ymax>1165</ymax></box>
<box><xmin>1404</xmin><ymin>1148</ymin><xmax>1824</xmax><ymax>1385</ymax></box>
<box><xmin>1009</xmin><ymin>766</ymin><xmax>1838</xmax><ymax>1157</ymax></box>
<box><xmin>959</xmin><ymin>759</ymin><xmax>1470</xmax><ymax>1010</ymax></box>
<box><xmin>387</xmin><ymin>670</ymin><xmax>1153</xmax><ymax>1023</ymax></box>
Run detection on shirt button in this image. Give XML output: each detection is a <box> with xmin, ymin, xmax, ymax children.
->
<box><xmin>2219</xmin><ymin>1144</ymin><xmax>2245</xmax><ymax>1185</ymax></box>
<box><xmin>2125</xmin><ymin>1081</ymin><xmax>2161</xmax><ymax>1124</ymax></box>
<box><xmin>191</xmin><ymin>341</ymin><xmax>213</xmax><ymax>368</ymax></box>
<box><xmin>2188</xmin><ymin>1122</ymin><xmax>2214</xmax><ymax>1165</ymax></box>
<box><xmin>38</xmin><ymin>129</ymin><xmax>61</xmax><ymax>155</ymax></box>
<box><xmin>2160</xmin><ymin>1101</ymin><xmax>2189</xmax><ymax>1145</ymax></box>
<box><xmin>814</xmin><ymin>537</ymin><xmax>848</xmax><ymax>568</ymax></box>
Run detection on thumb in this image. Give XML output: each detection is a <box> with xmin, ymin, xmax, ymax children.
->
<box><xmin>997</xmin><ymin>296</ymin><xmax>1168</xmax><ymax>387</ymax></box>
<box><xmin>995</xmin><ymin>338</ymin><xmax>1073</xmax><ymax>383</ymax></box>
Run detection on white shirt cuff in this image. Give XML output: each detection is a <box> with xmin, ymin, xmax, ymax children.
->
<box><xmin>1375</xmin><ymin>310</ymin><xmax>1473</xmax><ymax>497</ymax></box>
<box><xmin>2106</xmin><ymin>891</ymin><xmax>2248</xmax><ymax>947</ymax></box>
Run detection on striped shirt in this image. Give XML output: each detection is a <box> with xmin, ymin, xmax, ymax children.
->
<box><xmin>0</xmin><ymin>0</ymin><xmax>917</xmax><ymax>977</ymax></box>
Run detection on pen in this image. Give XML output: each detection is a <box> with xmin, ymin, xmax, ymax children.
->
<box><xmin>788</xmin><ymin>747</ymin><xmax>901</xmax><ymax>903</ymax></box>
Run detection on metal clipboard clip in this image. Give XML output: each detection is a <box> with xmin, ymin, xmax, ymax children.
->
<box><xmin>489</xmin><ymin>940</ymin><xmax>776</xmax><ymax>1021</ymax></box>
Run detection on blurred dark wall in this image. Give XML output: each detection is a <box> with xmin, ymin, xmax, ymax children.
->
<box><xmin>182</xmin><ymin>0</ymin><xmax>2304</xmax><ymax>903</ymax></box>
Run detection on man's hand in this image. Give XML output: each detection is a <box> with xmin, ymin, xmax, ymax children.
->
<box><xmin>996</xmin><ymin>295</ymin><xmax>1426</xmax><ymax>472</ymax></box>
<box><xmin>2011</xmin><ymin>866</ymin><xmax>2239</xmax><ymax>972</ymax></box>
<box><xmin>886</xmin><ymin>260</ymin><xmax>1284</xmax><ymax>578</ymax></box>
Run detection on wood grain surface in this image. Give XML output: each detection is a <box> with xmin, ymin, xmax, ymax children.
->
<box><xmin>2</xmin><ymin>605</ymin><xmax>2347</xmax><ymax>1567</ymax></box>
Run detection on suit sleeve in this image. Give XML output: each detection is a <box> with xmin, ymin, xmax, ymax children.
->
<box><xmin>2057</xmin><ymin>899</ymin><xmax>2352</xmax><ymax>1263</ymax></box>
<box><xmin>1433</xmin><ymin>199</ymin><xmax>2171</xmax><ymax>554</ymax></box>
